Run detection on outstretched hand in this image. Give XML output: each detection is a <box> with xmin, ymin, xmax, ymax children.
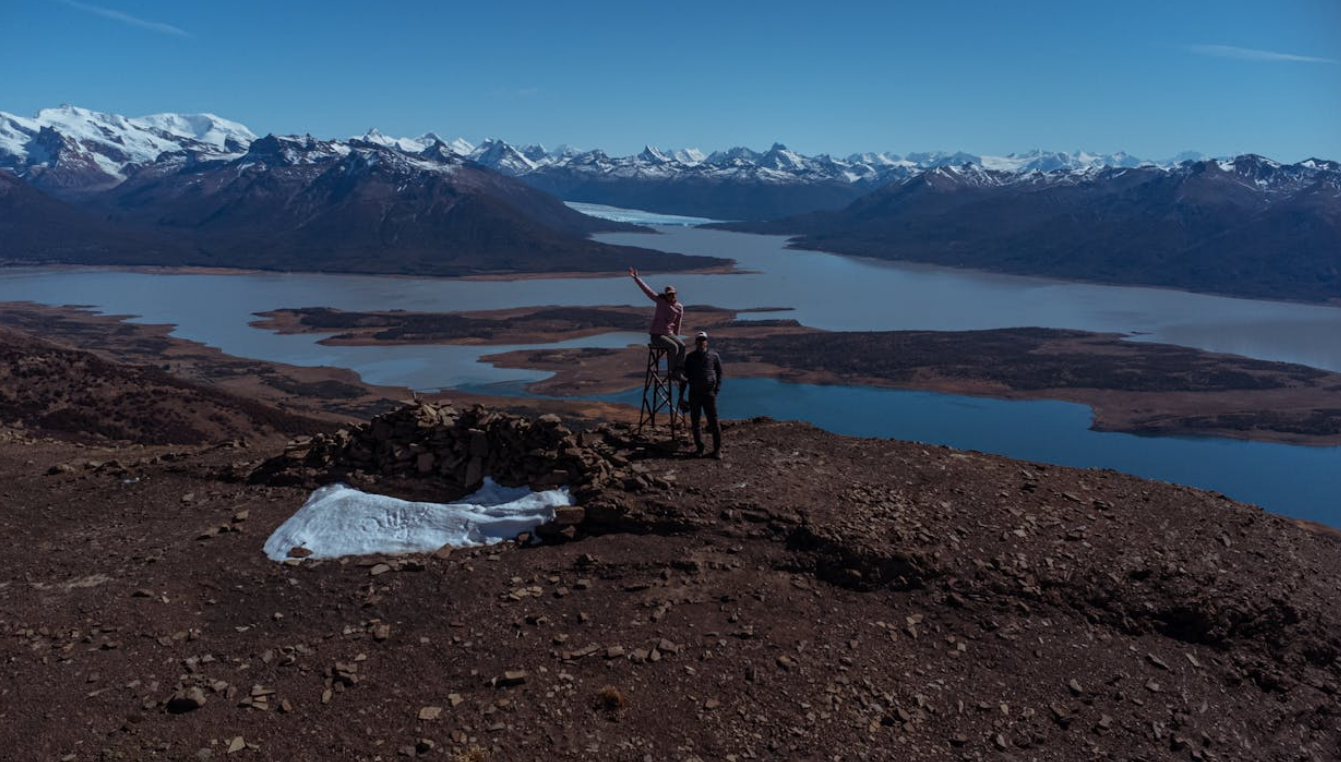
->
<box><xmin>628</xmin><ymin>266</ymin><xmax>638</xmax><ymax>278</ymax></box>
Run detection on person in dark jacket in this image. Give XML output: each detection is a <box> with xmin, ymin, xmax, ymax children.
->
<box><xmin>682</xmin><ymin>330</ymin><xmax>723</xmax><ymax>459</ymax></box>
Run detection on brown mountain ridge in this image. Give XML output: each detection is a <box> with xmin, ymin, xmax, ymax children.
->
<box><xmin>716</xmin><ymin>157</ymin><xmax>1341</xmax><ymax>303</ymax></box>
<box><xmin>1</xmin><ymin>136</ymin><xmax>727</xmax><ymax>277</ymax></box>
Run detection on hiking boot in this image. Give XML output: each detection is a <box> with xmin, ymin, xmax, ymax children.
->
<box><xmin>709</xmin><ymin>450</ymin><xmax>722</xmax><ymax>460</ymax></box>
<box><xmin>694</xmin><ymin>446</ymin><xmax>705</xmax><ymax>458</ymax></box>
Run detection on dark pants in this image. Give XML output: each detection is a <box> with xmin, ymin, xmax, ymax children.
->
<box><xmin>650</xmin><ymin>333</ymin><xmax>685</xmax><ymax>377</ymax></box>
<box><xmin>689</xmin><ymin>388</ymin><xmax>720</xmax><ymax>454</ymax></box>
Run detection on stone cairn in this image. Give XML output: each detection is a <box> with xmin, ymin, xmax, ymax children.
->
<box><xmin>251</xmin><ymin>400</ymin><xmax>653</xmax><ymax>539</ymax></box>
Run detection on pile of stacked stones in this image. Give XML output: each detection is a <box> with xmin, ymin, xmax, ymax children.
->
<box><xmin>270</xmin><ymin>401</ymin><xmax>610</xmax><ymax>493</ymax></box>
<box><xmin>253</xmin><ymin>401</ymin><xmax>677</xmax><ymax>536</ymax></box>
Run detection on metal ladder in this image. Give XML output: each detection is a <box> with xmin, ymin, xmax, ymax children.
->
<box><xmin>637</xmin><ymin>344</ymin><xmax>682</xmax><ymax>437</ymax></box>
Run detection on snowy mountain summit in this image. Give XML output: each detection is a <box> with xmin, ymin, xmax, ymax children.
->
<box><xmin>0</xmin><ymin>105</ymin><xmax>255</xmax><ymax>191</ymax></box>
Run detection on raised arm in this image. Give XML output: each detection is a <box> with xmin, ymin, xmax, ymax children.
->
<box><xmin>629</xmin><ymin>267</ymin><xmax>658</xmax><ymax>302</ymax></box>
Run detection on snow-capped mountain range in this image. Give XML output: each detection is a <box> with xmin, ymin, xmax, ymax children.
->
<box><xmin>1</xmin><ymin>104</ymin><xmax>1211</xmax><ymax>198</ymax></box>
<box><xmin>2</xmin><ymin>106</ymin><xmax>1338</xmax><ymax>301</ymax></box>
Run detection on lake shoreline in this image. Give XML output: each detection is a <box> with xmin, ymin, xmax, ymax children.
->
<box><xmin>246</xmin><ymin>304</ymin><xmax>1341</xmax><ymax>448</ymax></box>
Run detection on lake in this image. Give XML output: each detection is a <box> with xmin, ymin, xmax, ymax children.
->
<box><xmin>2</xmin><ymin>225</ymin><xmax>1340</xmax><ymax>525</ymax></box>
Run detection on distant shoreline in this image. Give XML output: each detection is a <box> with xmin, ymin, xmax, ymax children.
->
<box><xmin>0</xmin><ymin>261</ymin><xmax>742</xmax><ymax>281</ymax></box>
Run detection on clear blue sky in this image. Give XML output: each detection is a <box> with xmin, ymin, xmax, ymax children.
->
<box><xmin>2</xmin><ymin>0</ymin><xmax>1338</xmax><ymax>162</ymax></box>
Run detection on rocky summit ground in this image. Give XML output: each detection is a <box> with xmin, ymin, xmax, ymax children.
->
<box><xmin>1</xmin><ymin>328</ymin><xmax>1339</xmax><ymax>762</ymax></box>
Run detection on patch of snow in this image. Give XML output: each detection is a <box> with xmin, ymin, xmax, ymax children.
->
<box><xmin>133</xmin><ymin>112</ymin><xmax>257</xmax><ymax>151</ymax></box>
<box><xmin>565</xmin><ymin>201</ymin><xmax>719</xmax><ymax>226</ymax></box>
<box><xmin>89</xmin><ymin>151</ymin><xmax>127</xmax><ymax>179</ymax></box>
<box><xmin>447</xmin><ymin>137</ymin><xmax>476</xmax><ymax>155</ymax></box>
<box><xmin>360</xmin><ymin>129</ymin><xmax>434</xmax><ymax>154</ymax></box>
<box><xmin>262</xmin><ymin>478</ymin><xmax>570</xmax><ymax>561</ymax></box>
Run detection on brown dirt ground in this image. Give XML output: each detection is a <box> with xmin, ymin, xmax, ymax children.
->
<box><xmin>0</xmin><ymin>305</ymin><xmax>1339</xmax><ymax>762</ymax></box>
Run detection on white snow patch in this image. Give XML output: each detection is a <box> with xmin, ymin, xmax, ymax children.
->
<box><xmin>566</xmin><ymin>201</ymin><xmax>719</xmax><ymax>226</ymax></box>
<box><xmin>262</xmin><ymin>478</ymin><xmax>570</xmax><ymax>561</ymax></box>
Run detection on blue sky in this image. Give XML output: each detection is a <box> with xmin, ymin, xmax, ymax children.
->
<box><xmin>2</xmin><ymin>0</ymin><xmax>1338</xmax><ymax>162</ymax></box>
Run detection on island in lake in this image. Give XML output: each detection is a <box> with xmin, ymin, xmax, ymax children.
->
<box><xmin>252</xmin><ymin>305</ymin><xmax>1341</xmax><ymax>446</ymax></box>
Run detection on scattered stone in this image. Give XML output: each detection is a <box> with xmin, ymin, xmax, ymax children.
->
<box><xmin>498</xmin><ymin>670</ymin><xmax>527</xmax><ymax>687</ymax></box>
<box><xmin>418</xmin><ymin>706</ymin><xmax>443</xmax><ymax>721</ymax></box>
<box><xmin>227</xmin><ymin>736</ymin><xmax>245</xmax><ymax>754</ymax></box>
<box><xmin>369</xmin><ymin>563</ymin><xmax>392</xmax><ymax>576</ymax></box>
<box><xmin>552</xmin><ymin>505</ymin><xmax>586</xmax><ymax>525</ymax></box>
<box><xmin>166</xmin><ymin>687</ymin><xmax>207</xmax><ymax>714</ymax></box>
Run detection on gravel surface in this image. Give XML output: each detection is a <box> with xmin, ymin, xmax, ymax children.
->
<box><xmin>2</xmin><ymin>319</ymin><xmax>1339</xmax><ymax>761</ymax></box>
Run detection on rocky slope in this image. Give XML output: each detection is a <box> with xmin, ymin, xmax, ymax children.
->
<box><xmin>0</xmin><ymin>323</ymin><xmax>1338</xmax><ymax>761</ymax></box>
<box><xmin>0</xmin><ymin>327</ymin><xmax>329</xmax><ymax>445</ymax></box>
<box><xmin>72</xmin><ymin>135</ymin><xmax>720</xmax><ymax>277</ymax></box>
<box><xmin>0</xmin><ymin>170</ymin><xmax>190</xmax><ymax>264</ymax></box>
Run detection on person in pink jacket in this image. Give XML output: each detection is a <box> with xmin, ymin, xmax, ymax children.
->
<box><xmin>629</xmin><ymin>266</ymin><xmax>686</xmax><ymax>381</ymax></box>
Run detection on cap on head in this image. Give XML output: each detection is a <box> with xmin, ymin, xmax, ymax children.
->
<box><xmin>695</xmin><ymin>331</ymin><xmax>708</xmax><ymax>341</ymax></box>
<box><xmin>664</xmin><ymin>286</ymin><xmax>677</xmax><ymax>296</ymax></box>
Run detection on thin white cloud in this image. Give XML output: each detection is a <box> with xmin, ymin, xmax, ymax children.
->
<box><xmin>1189</xmin><ymin>44</ymin><xmax>1336</xmax><ymax>64</ymax></box>
<box><xmin>55</xmin><ymin>0</ymin><xmax>192</xmax><ymax>38</ymax></box>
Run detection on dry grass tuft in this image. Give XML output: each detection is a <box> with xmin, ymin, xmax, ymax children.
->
<box><xmin>595</xmin><ymin>684</ymin><xmax>627</xmax><ymax>712</ymax></box>
<box><xmin>452</xmin><ymin>746</ymin><xmax>488</xmax><ymax>762</ymax></box>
